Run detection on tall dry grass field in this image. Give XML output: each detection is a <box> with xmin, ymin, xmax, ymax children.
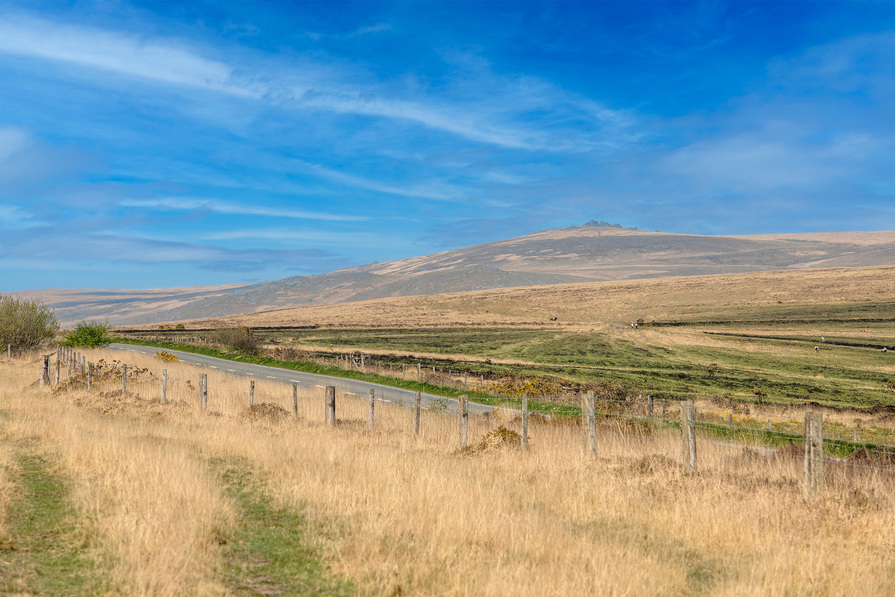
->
<box><xmin>1</xmin><ymin>348</ymin><xmax>894</xmax><ymax>595</ymax></box>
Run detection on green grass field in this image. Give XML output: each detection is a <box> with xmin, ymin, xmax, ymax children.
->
<box><xmin>121</xmin><ymin>298</ymin><xmax>895</xmax><ymax>414</ymax></box>
<box><xmin>264</xmin><ymin>319</ymin><xmax>895</xmax><ymax>411</ymax></box>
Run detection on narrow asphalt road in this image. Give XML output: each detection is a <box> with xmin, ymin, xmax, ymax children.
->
<box><xmin>108</xmin><ymin>343</ymin><xmax>494</xmax><ymax>415</ymax></box>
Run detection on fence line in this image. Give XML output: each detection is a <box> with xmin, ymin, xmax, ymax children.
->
<box><xmin>31</xmin><ymin>347</ymin><xmax>895</xmax><ymax>496</ymax></box>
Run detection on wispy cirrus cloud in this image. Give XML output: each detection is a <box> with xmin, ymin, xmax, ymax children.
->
<box><xmin>0</xmin><ymin>14</ymin><xmax>263</xmax><ymax>98</ymax></box>
<box><xmin>303</xmin><ymin>162</ymin><xmax>466</xmax><ymax>201</ymax></box>
<box><xmin>351</xmin><ymin>23</ymin><xmax>393</xmax><ymax>36</ymax></box>
<box><xmin>0</xmin><ymin>126</ymin><xmax>32</xmax><ymax>162</ymax></box>
<box><xmin>203</xmin><ymin>228</ymin><xmax>387</xmax><ymax>247</ymax></box>
<box><xmin>0</xmin><ymin>203</ymin><xmax>46</xmax><ymax>230</ymax></box>
<box><xmin>1</xmin><ymin>227</ymin><xmax>347</xmax><ymax>271</ymax></box>
<box><xmin>120</xmin><ymin>198</ymin><xmax>367</xmax><ymax>222</ymax></box>
<box><xmin>768</xmin><ymin>31</ymin><xmax>895</xmax><ymax>97</ymax></box>
<box><xmin>0</xmin><ymin>12</ymin><xmax>634</xmax><ymax>153</ymax></box>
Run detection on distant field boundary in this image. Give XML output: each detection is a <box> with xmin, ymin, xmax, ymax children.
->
<box><xmin>651</xmin><ymin>317</ymin><xmax>895</xmax><ymax>327</ymax></box>
<box><xmin>704</xmin><ymin>331</ymin><xmax>893</xmax><ymax>351</ymax></box>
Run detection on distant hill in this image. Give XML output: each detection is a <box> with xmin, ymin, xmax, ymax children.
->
<box><xmin>11</xmin><ymin>225</ymin><xmax>895</xmax><ymax>326</ymax></box>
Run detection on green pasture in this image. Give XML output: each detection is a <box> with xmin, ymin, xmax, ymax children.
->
<box><xmin>266</xmin><ymin>320</ymin><xmax>895</xmax><ymax>411</ymax></box>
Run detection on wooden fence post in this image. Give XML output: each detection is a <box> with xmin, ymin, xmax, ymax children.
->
<box><xmin>293</xmin><ymin>383</ymin><xmax>298</xmax><ymax>421</ymax></box>
<box><xmin>55</xmin><ymin>354</ymin><xmax>60</xmax><ymax>385</ymax></box>
<box><xmin>87</xmin><ymin>363</ymin><xmax>93</xmax><ymax>392</ymax></box>
<box><xmin>368</xmin><ymin>389</ymin><xmax>375</xmax><ymax>430</ymax></box>
<box><xmin>583</xmin><ymin>391</ymin><xmax>597</xmax><ymax>459</ymax></box>
<box><xmin>417</xmin><ymin>363</ymin><xmax>421</xmax><ymax>381</ymax></box>
<box><xmin>6</xmin><ymin>343</ymin><xmax>9</xmax><ymax>362</ymax></box>
<box><xmin>804</xmin><ymin>412</ymin><xmax>824</xmax><ymax>498</ymax></box>
<box><xmin>67</xmin><ymin>355</ymin><xmax>72</xmax><ymax>378</ymax></box>
<box><xmin>680</xmin><ymin>400</ymin><xmax>697</xmax><ymax>472</ymax></box>
<box><xmin>200</xmin><ymin>374</ymin><xmax>207</xmax><ymax>411</ymax></box>
<box><xmin>249</xmin><ymin>380</ymin><xmax>254</xmax><ymax>406</ymax></box>
<box><xmin>458</xmin><ymin>394</ymin><xmax>469</xmax><ymax>448</ymax></box>
<box><xmin>40</xmin><ymin>355</ymin><xmax>50</xmax><ymax>388</ymax></box>
<box><xmin>647</xmin><ymin>394</ymin><xmax>654</xmax><ymax>418</ymax></box>
<box><xmin>122</xmin><ymin>364</ymin><xmax>128</xmax><ymax>392</ymax></box>
<box><xmin>413</xmin><ymin>391</ymin><xmax>421</xmax><ymax>437</ymax></box>
<box><xmin>161</xmin><ymin>369</ymin><xmax>167</xmax><ymax>404</ymax></box>
<box><xmin>325</xmin><ymin>386</ymin><xmax>336</xmax><ymax>428</ymax></box>
<box><xmin>521</xmin><ymin>393</ymin><xmax>529</xmax><ymax>450</ymax></box>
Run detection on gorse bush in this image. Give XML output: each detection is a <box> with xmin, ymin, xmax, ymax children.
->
<box><xmin>62</xmin><ymin>320</ymin><xmax>111</xmax><ymax>348</ymax></box>
<box><xmin>215</xmin><ymin>327</ymin><xmax>260</xmax><ymax>355</ymax></box>
<box><xmin>156</xmin><ymin>350</ymin><xmax>179</xmax><ymax>362</ymax></box>
<box><xmin>0</xmin><ymin>294</ymin><xmax>60</xmax><ymax>353</ymax></box>
<box><xmin>490</xmin><ymin>377</ymin><xmax>563</xmax><ymax>400</ymax></box>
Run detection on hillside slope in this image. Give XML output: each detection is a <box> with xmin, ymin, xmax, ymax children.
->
<box><xmin>13</xmin><ymin>225</ymin><xmax>895</xmax><ymax>326</ymax></box>
<box><xmin>176</xmin><ymin>265</ymin><xmax>895</xmax><ymax>331</ymax></box>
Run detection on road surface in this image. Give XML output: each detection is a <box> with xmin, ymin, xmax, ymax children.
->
<box><xmin>108</xmin><ymin>343</ymin><xmax>494</xmax><ymax>415</ymax></box>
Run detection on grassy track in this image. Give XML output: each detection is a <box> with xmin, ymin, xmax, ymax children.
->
<box><xmin>212</xmin><ymin>459</ymin><xmax>353</xmax><ymax>596</ymax></box>
<box><xmin>0</xmin><ymin>438</ymin><xmax>105</xmax><ymax>595</ymax></box>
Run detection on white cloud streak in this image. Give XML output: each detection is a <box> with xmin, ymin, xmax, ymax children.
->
<box><xmin>308</xmin><ymin>95</ymin><xmax>535</xmax><ymax>149</ymax></box>
<box><xmin>120</xmin><ymin>198</ymin><xmax>367</xmax><ymax>222</ymax></box>
<box><xmin>0</xmin><ymin>14</ymin><xmax>263</xmax><ymax>98</ymax></box>
<box><xmin>303</xmin><ymin>162</ymin><xmax>465</xmax><ymax>201</ymax></box>
<box><xmin>0</xmin><ymin>12</ymin><xmax>632</xmax><ymax>152</ymax></box>
<box><xmin>203</xmin><ymin>228</ymin><xmax>384</xmax><ymax>246</ymax></box>
<box><xmin>0</xmin><ymin>126</ymin><xmax>32</xmax><ymax>163</ymax></box>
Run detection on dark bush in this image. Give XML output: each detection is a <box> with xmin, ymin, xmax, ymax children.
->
<box><xmin>215</xmin><ymin>327</ymin><xmax>260</xmax><ymax>355</ymax></box>
<box><xmin>0</xmin><ymin>294</ymin><xmax>60</xmax><ymax>353</ymax></box>
<box><xmin>61</xmin><ymin>320</ymin><xmax>111</xmax><ymax>348</ymax></box>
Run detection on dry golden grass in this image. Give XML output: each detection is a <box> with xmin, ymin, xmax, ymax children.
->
<box><xmin>0</xmin><ymin>431</ymin><xmax>14</xmax><ymax>548</ymax></box>
<box><xmin>2</xmin><ymin>349</ymin><xmax>894</xmax><ymax>595</ymax></box>
<box><xmin>175</xmin><ymin>265</ymin><xmax>895</xmax><ymax>331</ymax></box>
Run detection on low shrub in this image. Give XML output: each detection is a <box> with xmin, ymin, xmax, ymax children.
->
<box><xmin>215</xmin><ymin>327</ymin><xmax>260</xmax><ymax>355</ymax></box>
<box><xmin>156</xmin><ymin>350</ymin><xmax>179</xmax><ymax>362</ymax></box>
<box><xmin>491</xmin><ymin>377</ymin><xmax>563</xmax><ymax>400</ymax></box>
<box><xmin>61</xmin><ymin>320</ymin><xmax>111</xmax><ymax>348</ymax></box>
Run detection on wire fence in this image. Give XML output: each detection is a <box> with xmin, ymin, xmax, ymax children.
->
<box><xmin>43</xmin><ymin>345</ymin><xmax>895</xmax><ymax>497</ymax></box>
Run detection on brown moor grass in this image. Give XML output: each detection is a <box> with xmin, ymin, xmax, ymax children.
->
<box><xmin>177</xmin><ymin>265</ymin><xmax>895</xmax><ymax>331</ymax></box>
<box><xmin>1</xmin><ymin>348</ymin><xmax>894</xmax><ymax>595</ymax></box>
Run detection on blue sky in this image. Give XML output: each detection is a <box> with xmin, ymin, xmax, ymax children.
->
<box><xmin>1</xmin><ymin>1</ymin><xmax>893</xmax><ymax>290</ymax></box>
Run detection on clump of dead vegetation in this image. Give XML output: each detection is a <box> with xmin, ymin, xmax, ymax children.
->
<box><xmin>461</xmin><ymin>425</ymin><xmax>522</xmax><ymax>454</ymax></box>
<box><xmin>241</xmin><ymin>403</ymin><xmax>291</xmax><ymax>424</ymax></box>
<box><xmin>53</xmin><ymin>359</ymin><xmax>155</xmax><ymax>394</ymax></box>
